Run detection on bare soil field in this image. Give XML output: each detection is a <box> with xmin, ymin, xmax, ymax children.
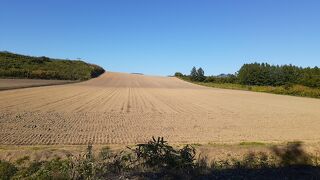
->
<box><xmin>0</xmin><ymin>72</ymin><xmax>320</xmax><ymax>145</ymax></box>
<box><xmin>0</xmin><ymin>78</ymin><xmax>74</xmax><ymax>91</ymax></box>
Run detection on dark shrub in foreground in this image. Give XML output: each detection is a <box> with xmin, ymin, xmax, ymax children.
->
<box><xmin>0</xmin><ymin>160</ymin><xmax>17</xmax><ymax>180</ymax></box>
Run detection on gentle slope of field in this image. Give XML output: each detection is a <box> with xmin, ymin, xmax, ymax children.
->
<box><xmin>0</xmin><ymin>79</ymin><xmax>74</xmax><ymax>90</ymax></box>
<box><xmin>1</xmin><ymin>72</ymin><xmax>320</xmax><ymax>145</ymax></box>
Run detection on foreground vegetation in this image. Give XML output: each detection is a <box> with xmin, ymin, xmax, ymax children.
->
<box><xmin>176</xmin><ymin>63</ymin><xmax>320</xmax><ymax>98</ymax></box>
<box><xmin>1</xmin><ymin>137</ymin><xmax>320</xmax><ymax>179</ymax></box>
<box><xmin>0</xmin><ymin>51</ymin><xmax>105</xmax><ymax>80</ymax></box>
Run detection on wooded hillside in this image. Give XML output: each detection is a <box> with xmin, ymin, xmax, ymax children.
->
<box><xmin>0</xmin><ymin>51</ymin><xmax>105</xmax><ymax>80</ymax></box>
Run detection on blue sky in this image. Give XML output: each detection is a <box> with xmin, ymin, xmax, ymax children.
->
<box><xmin>1</xmin><ymin>0</ymin><xmax>319</xmax><ymax>76</ymax></box>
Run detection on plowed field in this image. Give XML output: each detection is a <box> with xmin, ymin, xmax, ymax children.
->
<box><xmin>1</xmin><ymin>72</ymin><xmax>320</xmax><ymax>145</ymax></box>
<box><xmin>0</xmin><ymin>79</ymin><xmax>73</xmax><ymax>90</ymax></box>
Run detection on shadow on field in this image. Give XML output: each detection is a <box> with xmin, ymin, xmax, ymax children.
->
<box><xmin>203</xmin><ymin>166</ymin><xmax>320</xmax><ymax>180</ymax></box>
<box><xmin>1</xmin><ymin>138</ymin><xmax>320</xmax><ymax>179</ymax></box>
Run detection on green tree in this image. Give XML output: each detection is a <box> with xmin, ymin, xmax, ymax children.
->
<box><xmin>197</xmin><ymin>67</ymin><xmax>205</xmax><ymax>82</ymax></box>
<box><xmin>174</xmin><ymin>72</ymin><xmax>183</xmax><ymax>77</ymax></box>
<box><xmin>237</xmin><ymin>62</ymin><xmax>320</xmax><ymax>88</ymax></box>
<box><xmin>190</xmin><ymin>66</ymin><xmax>198</xmax><ymax>81</ymax></box>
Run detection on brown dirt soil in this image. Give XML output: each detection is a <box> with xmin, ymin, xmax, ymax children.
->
<box><xmin>0</xmin><ymin>78</ymin><xmax>74</xmax><ymax>91</ymax></box>
<box><xmin>0</xmin><ymin>72</ymin><xmax>320</xmax><ymax>145</ymax></box>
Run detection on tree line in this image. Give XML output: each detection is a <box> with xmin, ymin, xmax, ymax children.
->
<box><xmin>175</xmin><ymin>63</ymin><xmax>320</xmax><ymax>88</ymax></box>
<box><xmin>238</xmin><ymin>63</ymin><xmax>320</xmax><ymax>87</ymax></box>
<box><xmin>0</xmin><ymin>51</ymin><xmax>105</xmax><ymax>80</ymax></box>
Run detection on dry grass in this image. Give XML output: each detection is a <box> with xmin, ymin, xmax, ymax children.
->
<box><xmin>1</xmin><ymin>142</ymin><xmax>320</xmax><ymax>164</ymax></box>
<box><xmin>1</xmin><ymin>72</ymin><xmax>320</xmax><ymax>145</ymax></box>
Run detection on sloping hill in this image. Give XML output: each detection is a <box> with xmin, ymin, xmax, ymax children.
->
<box><xmin>0</xmin><ymin>51</ymin><xmax>105</xmax><ymax>80</ymax></box>
<box><xmin>0</xmin><ymin>72</ymin><xmax>320</xmax><ymax>145</ymax></box>
<box><xmin>83</xmin><ymin>72</ymin><xmax>204</xmax><ymax>88</ymax></box>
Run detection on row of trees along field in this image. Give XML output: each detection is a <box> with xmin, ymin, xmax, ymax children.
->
<box><xmin>0</xmin><ymin>51</ymin><xmax>105</xmax><ymax>80</ymax></box>
<box><xmin>175</xmin><ymin>63</ymin><xmax>320</xmax><ymax>88</ymax></box>
<box><xmin>238</xmin><ymin>63</ymin><xmax>320</xmax><ymax>87</ymax></box>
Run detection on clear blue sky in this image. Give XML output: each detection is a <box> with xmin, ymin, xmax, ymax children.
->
<box><xmin>1</xmin><ymin>0</ymin><xmax>319</xmax><ymax>76</ymax></box>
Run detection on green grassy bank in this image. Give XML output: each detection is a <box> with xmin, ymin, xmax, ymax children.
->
<box><xmin>180</xmin><ymin>77</ymin><xmax>320</xmax><ymax>99</ymax></box>
<box><xmin>0</xmin><ymin>51</ymin><xmax>105</xmax><ymax>81</ymax></box>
